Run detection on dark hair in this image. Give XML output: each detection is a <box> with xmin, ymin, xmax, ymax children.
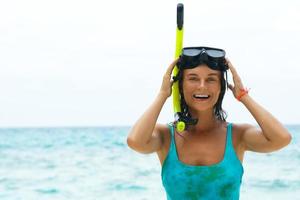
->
<box><xmin>177</xmin><ymin>66</ymin><xmax>228</xmax><ymax>128</ymax></box>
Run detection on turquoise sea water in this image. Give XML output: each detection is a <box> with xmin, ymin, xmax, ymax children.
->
<box><xmin>0</xmin><ymin>125</ymin><xmax>299</xmax><ymax>200</ymax></box>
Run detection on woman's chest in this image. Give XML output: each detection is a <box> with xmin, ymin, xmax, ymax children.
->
<box><xmin>175</xmin><ymin>133</ymin><xmax>227</xmax><ymax>166</ymax></box>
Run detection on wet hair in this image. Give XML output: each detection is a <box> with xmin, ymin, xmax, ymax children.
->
<box><xmin>176</xmin><ymin>65</ymin><xmax>228</xmax><ymax>129</ymax></box>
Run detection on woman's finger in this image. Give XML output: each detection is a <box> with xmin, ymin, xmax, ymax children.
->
<box><xmin>227</xmin><ymin>83</ymin><xmax>234</xmax><ymax>91</ymax></box>
<box><xmin>226</xmin><ymin>59</ymin><xmax>238</xmax><ymax>76</ymax></box>
<box><xmin>226</xmin><ymin>58</ymin><xmax>242</xmax><ymax>84</ymax></box>
<box><xmin>166</xmin><ymin>58</ymin><xmax>179</xmax><ymax>76</ymax></box>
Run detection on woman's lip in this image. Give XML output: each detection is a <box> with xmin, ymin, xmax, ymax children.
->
<box><xmin>194</xmin><ymin>98</ymin><xmax>210</xmax><ymax>102</ymax></box>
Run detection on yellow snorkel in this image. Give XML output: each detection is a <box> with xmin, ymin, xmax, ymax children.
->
<box><xmin>172</xmin><ymin>3</ymin><xmax>185</xmax><ymax>132</ymax></box>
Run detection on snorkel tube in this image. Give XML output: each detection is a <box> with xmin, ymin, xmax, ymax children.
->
<box><xmin>172</xmin><ymin>5</ymin><xmax>225</xmax><ymax>131</ymax></box>
<box><xmin>172</xmin><ymin>3</ymin><xmax>185</xmax><ymax>132</ymax></box>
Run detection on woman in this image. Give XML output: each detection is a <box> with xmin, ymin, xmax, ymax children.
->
<box><xmin>126</xmin><ymin>46</ymin><xmax>292</xmax><ymax>199</ymax></box>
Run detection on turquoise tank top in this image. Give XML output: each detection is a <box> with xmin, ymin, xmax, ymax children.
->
<box><xmin>161</xmin><ymin>123</ymin><xmax>244</xmax><ymax>200</ymax></box>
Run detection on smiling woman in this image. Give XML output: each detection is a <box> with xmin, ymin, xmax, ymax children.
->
<box><xmin>126</xmin><ymin>3</ymin><xmax>292</xmax><ymax>199</ymax></box>
<box><xmin>127</xmin><ymin>52</ymin><xmax>292</xmax><ymax>199</ymax></box>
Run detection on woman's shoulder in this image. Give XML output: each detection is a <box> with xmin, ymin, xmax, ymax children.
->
<box><xmin>155</xmin><ymin>123</ymin><xmax>174</xmax><ymax>143</ymax></box>
<box><xmin>155</xmin><ymin>123</ymin><xmax>173</xmax><ymax>135</ymax></box>
<box><xmin>155</xmin><ymin>123</ymin><xmax>173</xmax><ymax>158</ymax></box>
<box><xmin>230</xmin><ymin>122</ymin><xmax>257</xmax><ymax>143</ymax></box>
<box><xmin>232</xmin><ymin>123</ymin><xmax>257</xmax><ymax>147</ymax></box>
<box><xmin>231</xmin><ymin>122</ymin><xmax>256</xmax><ymax>133</ymax></box>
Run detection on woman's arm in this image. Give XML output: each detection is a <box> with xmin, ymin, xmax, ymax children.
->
<box><xmin>227</xmin><ymin>59</ymin><xmax>292</xmax><ymax>153</ymax></box>
<box><xmin>127</xmin><ymin>59</ymin><xmax>177</xmax><ymax>154</ymax></box>
<box><xmin>239</xmin><ymin>95</ymin><xmax>291</xmax><ymax>152</ymax></box>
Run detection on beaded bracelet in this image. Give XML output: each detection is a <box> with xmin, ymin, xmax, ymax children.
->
<box><xmin>237</xmin><ymin>88</ymin><xmax>250</xmax><ymax>101</ymax></box>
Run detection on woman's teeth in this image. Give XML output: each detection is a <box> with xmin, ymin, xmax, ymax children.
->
<box><xmin>193</xmin><ymin>94</ymin><xmax>210</xmax><ymax>99</ymax></box>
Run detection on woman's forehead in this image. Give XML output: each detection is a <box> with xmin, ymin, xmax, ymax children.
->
<box><xmin>183</xmin><ymin>65</ymin><xmax>221</xmax><ymax>76</ymax></box>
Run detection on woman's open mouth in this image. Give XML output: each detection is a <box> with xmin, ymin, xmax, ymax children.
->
<box><xmin>193</xmin><ymin>94</ymin><xmax>211</xmax><ymax>101</ymax></box>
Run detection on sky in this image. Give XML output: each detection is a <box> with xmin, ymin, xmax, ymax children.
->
<box><xmin>0</xmin><ymin>0</ymin><xmax>300</xmax><ymax>127</ymax></box>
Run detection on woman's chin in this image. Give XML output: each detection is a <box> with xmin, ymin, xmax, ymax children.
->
<box><xmin>189</xmin><ymin>105</ymin><xmax>213</xmax><ymax>114</ymax></box>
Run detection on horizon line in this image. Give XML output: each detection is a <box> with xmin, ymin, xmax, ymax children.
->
<box><xmin>0</xmin><ymin>123</ymin><xmax>299</xmax><ymax>129</ymax></box>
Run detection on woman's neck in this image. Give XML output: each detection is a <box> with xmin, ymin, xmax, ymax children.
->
<box><xmin>188</xmin><ymin>109</ymin><xmax>222</xmax><ymax>133</ymax></box>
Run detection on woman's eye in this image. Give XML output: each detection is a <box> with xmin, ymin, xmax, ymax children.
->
<box><xmin>207</xmin><ymin>78</ymin><xmax>216</xmax><ymax>82</ymax></box>
<box><xmin>189</xmin><ymin>77</ymin><xmax>198</xmax><ymax>81</ymax></box>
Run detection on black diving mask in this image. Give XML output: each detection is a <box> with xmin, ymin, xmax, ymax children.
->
<box><xmin>178</xmin><ymin>46</ymin><xmax>228</xmax><ymax>71</ymax></box>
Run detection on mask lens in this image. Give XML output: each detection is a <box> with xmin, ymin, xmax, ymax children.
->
<box><xmin>183</xmin><ymin>49</ymin><xmax>201</xmax><ymax>56</ymax></box>
<box><xmin>206</xmin><ymin>49</ymin><xmax>224</xmax><ymax>58</ymax></box>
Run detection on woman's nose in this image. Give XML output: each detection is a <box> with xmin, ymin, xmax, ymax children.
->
<box><xmin>197</xmin><ymin>79</ymin><xmax>206</xmax><ymax>89</ymax></box>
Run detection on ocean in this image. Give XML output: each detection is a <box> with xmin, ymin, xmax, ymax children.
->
<box><xmin>0</xmin><ymin>125</ymin><xmax>299</xmax><ymax>200</ymax></box>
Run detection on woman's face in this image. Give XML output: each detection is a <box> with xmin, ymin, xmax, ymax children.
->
<box><xmin>182</xmin><ymin>64</ymin><xmax>221</xmax><ymax>112</ymax></box>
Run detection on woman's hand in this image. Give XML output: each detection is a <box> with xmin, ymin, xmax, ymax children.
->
<box><xmin>159</xmin><ymin>59</ymin><xmax>178</xmax><ymax>98</ymax></box>
<box><xmin>226</xmin><ymin>59</ymin><xmax>248</xmax><ymax>101</ymax></box>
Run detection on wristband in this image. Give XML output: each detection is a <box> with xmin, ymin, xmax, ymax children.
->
<box><xmin>237</xmin><ymin>88</ymin><xmax>250</xmax><ymax>101</ymax></box>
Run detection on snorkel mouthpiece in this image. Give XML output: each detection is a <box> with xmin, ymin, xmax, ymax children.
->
<box><xmin>174</xmin><ymin>112</ymin><xmax>198</xmax><ymax>132</ymax></box>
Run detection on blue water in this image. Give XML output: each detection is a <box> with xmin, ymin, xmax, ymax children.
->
<box><xmin>0</xmin><ymin>125</ymin><xmax>299</xmax><ymax>200</ymax></box>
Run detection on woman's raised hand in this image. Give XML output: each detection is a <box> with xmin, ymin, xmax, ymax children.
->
<box><xmin>159</xmin><ymin>59</ymin><xmax>178</xmax><ymax>98</ymax></box>
<box><xmin>226</xmin><ymin>59</ymin><xmax>248</xmax><ymax>101</ymax></box>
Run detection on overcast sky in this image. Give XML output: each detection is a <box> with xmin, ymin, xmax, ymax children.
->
<box><xmin>0</xmin><ymin>0</ymin><xmax>300</xmax><ymax>127</ymax></box>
